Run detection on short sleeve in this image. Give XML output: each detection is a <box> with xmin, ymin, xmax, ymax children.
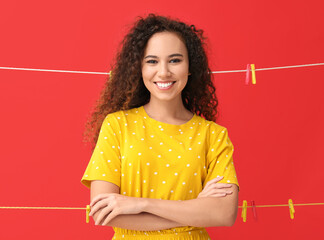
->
<box><xmin>80</xmin><ymin>114</ymin><xmax>121</xmax><ymax>189</ymax></box>
<box><xmin>203</xmin><ymin>126</ymin><xmax>240</xmax><ymax>191</ymax></box>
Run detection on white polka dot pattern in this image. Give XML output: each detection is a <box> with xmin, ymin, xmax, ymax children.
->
<box><xmin>80</xmin><ymin>106</ymin><xmax>239</xmax><ymax>237</ymax></box>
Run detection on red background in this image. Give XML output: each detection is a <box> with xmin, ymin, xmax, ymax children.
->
<box><xmin>0</xmin><ymin>0</ymin><xmax>323</xmax><ymax>239</ymax></box>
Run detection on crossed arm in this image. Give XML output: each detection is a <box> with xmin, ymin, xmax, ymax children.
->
<box><xmin>89</xmin><ymin>180</ymin><xmax>239</xmax><ymax>231</ymax></box>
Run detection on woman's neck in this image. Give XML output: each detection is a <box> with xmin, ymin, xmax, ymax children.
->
<box><xmin>143</xmin><ymin>100</ymin><xmax>193</xmax><ymax>124</ymax></box>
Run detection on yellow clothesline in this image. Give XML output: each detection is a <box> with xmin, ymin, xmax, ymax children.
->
<box><xmin>0</xmin><ymin>205</ymin><xmax>91</xmax><ymax>223</ymax></box>
<box><xmin>0</xmin><ymin>62</ymin><xmax>323</xmax><ymax>75</ymax></box>
<box><xmin>239</xmin><ymin>199</ymin><xmax>324</xmax><ymax>222</ymax></box>
<box><xmin>1</xmin><ymin>62</ymin><xmax>323</xmax><ymax>86</ymax></box>
<box><xmin>0</xmin><ymin>206</ymin><xmax>86</xmax><ymax>210</ymax></box>
<box><xmin>1</xmin><ymin>200</ymin><xmax>323</xmax><ymax>223</ymax></box>
<box><xmin>238</xmin><ymin>202</ymin><xmax>324</xmax><ymax>208</ymax></box>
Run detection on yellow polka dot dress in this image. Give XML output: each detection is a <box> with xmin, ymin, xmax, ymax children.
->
<box><xmin>81</xmin><ymin>106</ymin><xmax>240</xmax><ymax>239</ymax></box>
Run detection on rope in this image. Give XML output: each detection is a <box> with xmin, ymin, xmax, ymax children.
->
<box><xmin>1</xmin><ymin>202</ymin><xmax>323</xmax><ymax>210</ymax></box>
<box><xmin>237</xmin><ymin>202</ymin><xmax>324</xmax><ymax>208</ymax></box>
<box><xmin>0</xmin><ymin>62</ymin><xmax>323</xmax><ymax>75</ymax></box>
<box><xmin>0</xmin><ymin>205</ymin><xmax>91</xmax><ymax>223</ymax></box>
<box><xmin>0</xmin><ymin>206</ymin><xmax>86</xmax><ymax>210</ymax></box>
<box><xmin>1</xmin><ymin>201</ymin><xmax>323</xmax><ymax>223</ymax></box>
<box><xmin>210</xmin><ymin>62</ymin><xmax>324</xmax><ymax>73</ymax></box>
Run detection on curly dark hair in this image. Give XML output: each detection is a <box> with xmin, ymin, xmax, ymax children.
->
<box><xmin>83</xmin><ymin>13</ymin><xmax>219</xmax><ymax>150</ymax></box>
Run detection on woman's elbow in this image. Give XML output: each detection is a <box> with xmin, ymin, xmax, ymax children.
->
<box><xmin>223</xmin><ymin>216</ymin><xmax>236</xmax><ymax>227</ymax></box>
<box><xmin>223</xmin><ymin>208</ymin><xmax>239</xmax><ymax>227</ymax></box>
<box><xmin>208</xmin><ymin>206</ymin><xmax>238</xmax><ymax>227</ymax></box>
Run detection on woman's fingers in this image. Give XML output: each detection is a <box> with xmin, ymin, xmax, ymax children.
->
<box><xmin>205</xmin><ymin>177</ymin><xmax>232</xmax><ymax>189</ymax></box>
<box><xmin>95</xmin><ymin>205</ymin><xmax>113</xmax><ymax>225</ymax></box>
<box><xmin>205</xmin><ymin>189</ymin><xmax>232</xmax><ymax>196</ymax></box>
<box><xmin>211</xmin><ymin>183</ymin><xmax>233</xmax><ymax>189</ymax></box>
<box><xmin>199</xmin><ymin>177</ymin><xmax>233</xmax><ymax>198</ymax></box>
<box><xmin>90</xmin><ymin>199</ymin><xmax>110</xmax><ymax>216</ymax></box>
<box><xmin>210</xmin><ymin>193</ymin><xmax>228</xmax><ymax>197</ymax></box>
<box><xmin>210</xmin><ymin>188</ymin><xmax>233</xmax><ymax>195</ymax></box>
<box><xmin>205</xmin><ymin>176</ymin><xmax>224</xmax><ymax>187</ymax></box>
<box><xmin>90</xmin><ymin>193</ymin><xmax>112</xmax><ymax>207</ymax></box>
<box><xmin>199</xmin><ymin>188</ymin><xmax>233</xmax><ymax>198</ymax></box>
<box><xmin>202</xmin><ymin>183</ymin><xmax>232</xmax><ymax>194</ymax></box>
<box><xmin>90</xmin><ymin>194</ymin><xmax>119</xmax><ymax>217</ymax></box>
<box><xmin>102</xmin><ymin>209</ymin><xmax>119</xmax><ymax>226</ymax></box>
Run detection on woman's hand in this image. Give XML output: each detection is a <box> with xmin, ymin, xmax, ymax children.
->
<box><xmin>198</xmin><ymin>176</ymin><xmax>233</xmax><ymax>198</ymax></box>
<box><xmin>89</xmin><ymin>193</ymin><xmax>146</xmax><ymax>225</ymax></box>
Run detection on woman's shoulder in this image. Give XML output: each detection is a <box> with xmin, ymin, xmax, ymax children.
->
<box><xmin>194</xmin><ymin>114</ymin><xmax>226</xmax><ymax>132</ymax></box>
<box><xmin>104</xmin><ymin>107</ymin><xmax>140</xmax><ymax>122</ymax></box>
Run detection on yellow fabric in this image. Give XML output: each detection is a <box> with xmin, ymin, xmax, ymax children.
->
<box><xmin>112</xmin><ymin>228</ymin><xmax>211</xmax><ymax>239</ymax></box>
<box><xmin>81</xmin><ymin>106</ymin><xmax>239</xmax><ymax>239</ymax></box>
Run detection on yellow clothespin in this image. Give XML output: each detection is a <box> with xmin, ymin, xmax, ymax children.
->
<box><xmin>250</xmin><ymin>64</ymin><xmax>256</xmax><ymax>84</ymax></box>
<box><xmin>241</xmin><ymin>200</ymin><xmax>247</xmax><ymax>222</ymax></box>
<box><xmin>86</xmin><ymin>205</ymin><xmax>91</xmax><ymax>223</ymax></box>
<box><xmin>288</xmin><ymin>199</ymin><xmax>295</xmax><ymax>219</ymax></box>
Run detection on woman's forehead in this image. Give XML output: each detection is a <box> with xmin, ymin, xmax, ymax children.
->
<box><xmin>144</xmin><ymin>32</ymin><xmax>187</xmax><ymax>57</ymax></box>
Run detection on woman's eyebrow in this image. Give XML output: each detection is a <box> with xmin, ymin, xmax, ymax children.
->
<box><xmin>144</xmin><ymin>53</ymin><xmax>184</xmax><ymax>59</ymax></box>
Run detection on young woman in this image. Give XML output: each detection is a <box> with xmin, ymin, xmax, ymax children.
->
<box><xmin>81</xmin><ymin>13</ymin><xmax>240</xmax><ymax>240</ymax></box>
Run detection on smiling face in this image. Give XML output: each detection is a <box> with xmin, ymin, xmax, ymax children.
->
<box><xmin>141</xmin><ymin>31</ymin><xmax>190</xmax><ymax>105</ymax></box>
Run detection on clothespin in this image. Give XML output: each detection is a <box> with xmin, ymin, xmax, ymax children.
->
<box><xmin>241</xmin><ymin>200</ymin><xmax>247</xmax><ymax>222</ymax></box>
<box><xmin>245</xmin><ymin>64</ymin><xmax>251</xmax><ymax>85</ymax></box>
<box><xmin>86</xmin><ymin>205</ymin><xmax>91</xmax><ymax>223</ymax></box>
<box><xmin>109</xmin><ymin>70</ymin><xmax>112</xmax><ymax>79</ymax></box>
<box><xmin>288</xmin><ymin>199</ymin><xmax>295</xmax><ymax>219</ymax></box>
<box><xmin>250</xmin><ymin>64</ymin><xmax>256</xmax><ymax>84</ymax></box>
<box><xmin>251</xmin><ymin>200</ymin><xmax>258</xmax><ymax>221</ymax></box>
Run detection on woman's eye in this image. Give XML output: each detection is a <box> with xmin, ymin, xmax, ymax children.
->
<box><xmin>170</xmin><ymin>58</ymin><xmax>181</xmax><ymax>63</ymax></box>
<box><xmin>146</xmin><ymin>59</ymin><xmax>181</xmax><ymax>64</ymax></box>
<box><xmin>146</xmin><ymin>60</ymin><xmax>157</xmax><ymax>64</ymax></box>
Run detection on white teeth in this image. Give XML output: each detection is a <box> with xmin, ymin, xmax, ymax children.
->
<box><xmin>156</xmin><ymin>82</ymin><xmax>174</xmax><ymax>88</ymax></box>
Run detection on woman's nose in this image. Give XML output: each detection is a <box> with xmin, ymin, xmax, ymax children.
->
<box><xmin>158</xmin><ymin>62</ymin><xmax>171</xmax><ymax>78</ymax></box>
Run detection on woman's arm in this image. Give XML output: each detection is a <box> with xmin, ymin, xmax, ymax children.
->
<box><xmin>90</xmin><ymin>180</ymin><xmax>238</xmax><ymax>228</ymax></box>
<box><xmin>142</xmin><ymin>184</ymin><xmax>239</xmax><ymax>228</ymax></box>
<box><xmin>93</xmin><ymin>211</ymin><xmax>185</xmax><ymax>231</ymax></box>
<box><xmin>90</xmin><ymin>180</ymin><xmax>185</xmax><ymax>231</ymax></box>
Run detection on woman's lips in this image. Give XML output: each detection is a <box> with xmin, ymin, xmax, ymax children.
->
<box><xmin>154</xmin><ymin>81</ymin><xmax>176</xmax><ymax>90</ymax></box>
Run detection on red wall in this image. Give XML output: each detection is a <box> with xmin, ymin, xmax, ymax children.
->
<box><xmin>0</xmin><ymin>0</ymin><xmax>323</xmax><ymax>239</ymax></box>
